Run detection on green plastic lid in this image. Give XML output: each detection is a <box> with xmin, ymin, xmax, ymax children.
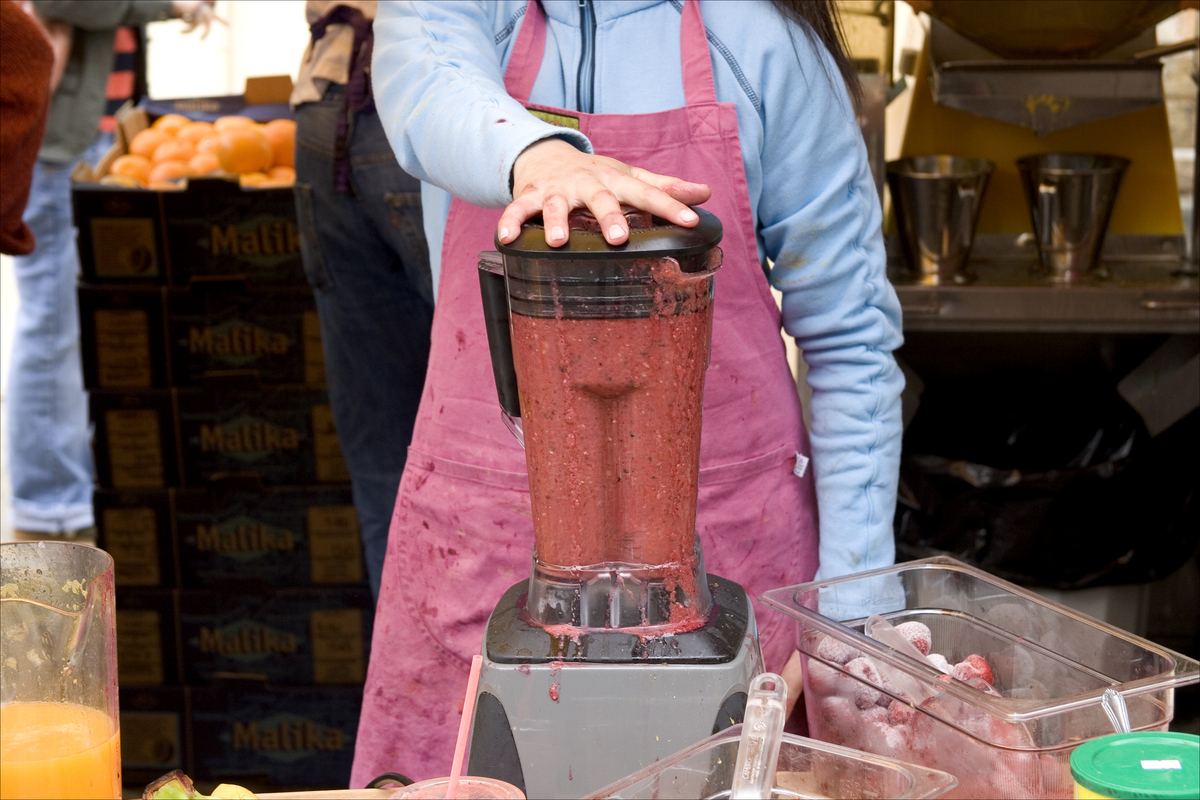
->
<box><xmin>1071</xmin><ymin>732</ymin><xmax>1200</xmax><ymax>800</ymax></box>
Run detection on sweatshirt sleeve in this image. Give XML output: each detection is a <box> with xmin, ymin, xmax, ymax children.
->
<box><xmin>0</xmin><ymin>1</ymin><xmax>54</xmax><ymax>256</ymax></box>
<box><xmin>32</xmin><ymin>1</ymin><xmax>174</xmax><ymax>29</ymax></box>
<box><xmin>372</xmin><ymin>0</ymin><xmax>592</xmax><ymax>208</ymax></box>
<box><xmin>757</xmin><ymin>28</ymin><xmax>905</xmax><ymax>584</ymax></box>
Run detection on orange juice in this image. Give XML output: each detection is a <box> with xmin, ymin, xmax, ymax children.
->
<box><xmin>0</xmin><ymin>702</ymin><xmax>121</xmax><ymax>799</ymax></box>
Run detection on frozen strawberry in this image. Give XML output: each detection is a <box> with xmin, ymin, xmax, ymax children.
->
<box><xmin>817</xmin><ymin>635</ymin><xmax>861</xmax><ymax>665</ymax></box>
<box><xmin>894</xmin><ymin>621</ymin><xmax>932</xmax><ymax>656</ymax></box>
<box><xmin>887</xmin><ymin>699</ymin><xmax>916</xmax><ymax>726</ymax></box>
<box><xmin>845</xmin><ymin>657</ymin><xmax>885</xmax><ymax>710</ymax></box>
<box><xmin>951</xmin><ymin>654</ymin><xmax>994</xmax><ymax>685</ymax></box>
<box><xmin>927</xmin><ymin>652</ymin><xmax>952</xmax><ymax>674</ymax></box>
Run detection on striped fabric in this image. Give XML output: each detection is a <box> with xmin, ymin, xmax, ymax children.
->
<box><xmin>98</xmin><ymin>27</ymin><xmax>137</xmax><ymax>133</ymax></box>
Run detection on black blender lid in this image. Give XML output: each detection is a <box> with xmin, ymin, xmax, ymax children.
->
<box><xmin>495</xmin><ymin>207</ymin><xmax>722</xmax><ymax>260</ymax></box>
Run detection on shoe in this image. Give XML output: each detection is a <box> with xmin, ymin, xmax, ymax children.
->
<box><xmin>10</xmin><ymin>526</ymin><xmax>98</xmax><ymax>546</ymax></box>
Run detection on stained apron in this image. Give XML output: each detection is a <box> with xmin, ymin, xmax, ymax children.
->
<box><xmin>350</xmin><ymin>0</ymin><xmax>819</xmax><ymax>785</ymax></box>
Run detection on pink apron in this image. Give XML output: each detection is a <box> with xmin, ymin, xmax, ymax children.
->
<box><xmin>351</xmin><ymin>1</ymin><xmax>819</xmax><ymax>786</ymax></box>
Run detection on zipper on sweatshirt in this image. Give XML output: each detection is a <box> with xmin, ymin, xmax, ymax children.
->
<box><xmin>576</xmin><ymin>0</ymin><xmax>596</xmax><ymax>113</ymax></box>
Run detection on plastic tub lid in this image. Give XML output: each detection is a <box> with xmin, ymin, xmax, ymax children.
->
<box><xmin>1071</xmin><ymin>732</ymin><xmax>1199</xmax><ymax>799</ymax></box>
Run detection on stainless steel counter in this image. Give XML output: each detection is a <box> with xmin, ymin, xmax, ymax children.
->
<box><xmin>889</xmin><ymin>234</ymin><xmax>1200</xmax><ymax>333</ymax></box>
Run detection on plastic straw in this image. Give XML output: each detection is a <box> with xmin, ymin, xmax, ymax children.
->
<box><xmin>446</xmin><ymin>654</ymin><xmax>484</xmax><ymax>799</ymax></box>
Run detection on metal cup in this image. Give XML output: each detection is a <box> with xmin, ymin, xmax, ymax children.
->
<box><xmin>1017</xmin><ymin>153</ymin><xmax>1130</xmax><ymax>282</ymax></box>
<box><xmin>887</xmin><ymin>156</ymin><xmax>994</xmax><ymax>285</ymax></box>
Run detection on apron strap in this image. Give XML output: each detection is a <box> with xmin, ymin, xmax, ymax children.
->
<box><xmin>503</xmin><ymin>0</ymin><xmax>546</xmax><ymax>104</ymax></box>
<box><xmin>504</xmin><ymin>0</ymin><xmax>718</xmax><ymax>108</ymax></box>
<box><xmin>680</xmin><ymin>0</ymin><xmax>717</xmax><ymax>106</ymax></box>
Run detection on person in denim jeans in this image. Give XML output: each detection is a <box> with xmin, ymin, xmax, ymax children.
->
<box><xmin>8</xmin><ymin>0</ymin><xmax>215</xmax><ymax>541</ymax></box>
<box><xmin>9</xmin><ymin>134</ymin><xmax>111</xmax><ymax>539</ymax></box>
<box><xmin>293</xmin><ymin>2</ymin><xmax>434</xmax><ymax>598</ymax></box>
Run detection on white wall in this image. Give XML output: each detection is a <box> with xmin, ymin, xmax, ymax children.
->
<box><xmin>145</xmin><ymin>0</ymin><xmax>310</xmax><ymax>99</ymax></box>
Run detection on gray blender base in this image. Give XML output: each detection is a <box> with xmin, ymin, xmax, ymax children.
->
<box><xmin>466</xmin><ymin>576</ymin><xmax>763</xmax><ymax>799</ymax></box>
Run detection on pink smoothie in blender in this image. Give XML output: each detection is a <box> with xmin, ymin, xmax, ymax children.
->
<box><xmin>482</xmin><ymin>208</ymin><xmax>722</xmax><ymax>632</ymax></box>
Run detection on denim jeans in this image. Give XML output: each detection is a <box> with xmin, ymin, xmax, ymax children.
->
<box><xmin>294</xmin><ymin>86</ymin><xmax>435</xmax><ymax>599</ymax></box>
<box><xmin>7</xmin><ymin>134</ymin><xmax>113</xmax><ymax>533</ymax></box>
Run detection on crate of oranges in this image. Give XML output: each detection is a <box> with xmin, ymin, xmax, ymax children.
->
<box><xmin>105</xmin><ymin>112</ymin><xmax>295</xmax><ymax>191</ymax></box>
<box><xmin>71</xmin><ymin>77</ymin><xmax>307</xmax><ymax>286</ymax></box>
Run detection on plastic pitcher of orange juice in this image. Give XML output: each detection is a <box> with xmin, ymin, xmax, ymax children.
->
<box><xmin>1</xmin><ymin>543</ymin><xmax>121</xmax><ymax>799</ymax></box>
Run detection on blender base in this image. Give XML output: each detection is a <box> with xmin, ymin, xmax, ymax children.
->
<box><xmin>466</xmin><ymin>574</ymin><xmax>763</xmax><ymax>800</ymax></box>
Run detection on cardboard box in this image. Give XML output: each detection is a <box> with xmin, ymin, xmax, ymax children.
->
<box><xmin>90</xmin><ymin>390</ymin><xmax>180</xmax><ymax>489</ymax></box>
<box><xmin>71</xmin><ymin>78</ymin><xmax>306</xmax><ymax>287</ymax></box>
<box><xmin>116</xmin><ymin>589</ymin><xmax>182</xmax><ymax>686</ymax></box>
<box><xmin>95</xmin><ymin>484</ymin><xmax>363</xmax><ymax>590</ymax></box>
<box><xmin>175</xmin><ymin>383</ymin><xmax>350</xmax><ymax>486</ymax></box>
<box><xmin>79</xmin><ymin>280</ymin><xmax>325</xmax><ymax>389</ymax></box>
<box><xmin>94</xmin><ymin>489</ymin><xmax>176</xmax><ymax>587</ymax></box>
<box><xmin>90</xmin><ymin>383</ymin><xmax>350</xmax><ymax>489</ymax></box>
<box><xmin>120</xmin><ymin>686</ymin><xmax>191</xmax><ymax>788</ymax></box>
<box><xmin>115</xmin><ymin>585</ymin><xmax>373</xmax><ymax>688</ymax></box>
<box><xmin>178</xmin><ymin>587</ymin><xmax>373</xmax><ymax>685</ymax></box>
<box><xmin>174</xmin><ymin>482</ymin><xmax>362</xmax><ymax>589</ymax></box>
<box><xmin>189</xmin><ymin>682</ymin><xmax>361</xmax><ymax>791</ymax></box>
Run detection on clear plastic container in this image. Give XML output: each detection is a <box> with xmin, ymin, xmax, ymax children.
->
<box><xmin>584</xmin><ymin>725</ymin><xmax>957</xmax><ymax>799</ymax></box>
<box><xmin>761</xmin><ymin>557</ymin><xmax>1200</xmax><ymax>800</ymax></box>
<box><xmin>1</xmin><ymin>543</ymin><xmax>121</xmax><ymax>800</ymax></box>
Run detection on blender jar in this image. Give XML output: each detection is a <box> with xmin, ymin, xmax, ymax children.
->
<box><xmin>1</xmin><ymin>542</ymin><xmax>121</xmax><ymax>800</ymax></box>
<box><xmin>480</xmin><ymin>207</ymin><xmax>722</xmax><ymax>632</ymax></box>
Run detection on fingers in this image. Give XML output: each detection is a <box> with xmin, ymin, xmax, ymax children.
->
<box><xmin>627</xmin><ymin>167</ymin><xmax>712</xmax><ymax>225</ymax></box>
<box><xmin>584</xmin><ymin>187</ymin><xmax>629</xmax><ymax>245</ymax></box>
<box><xmin>610</xmin><ymin>172</ymin><xmax>704</xmax><ymax>228</ymax></box>
<box><xmin>497</xmin><ymin>195</ymin><xmax>543</xmax><ymax>244</ymax></box>
<box><xmin>540</xmin><ymin>194</ymin><xmax>570</xmax><ymax>246</ymax></box>
<box><xmin>500</xmin><ymin>138</ymin><xmax>713</xmax><ymax>247</ymax></box>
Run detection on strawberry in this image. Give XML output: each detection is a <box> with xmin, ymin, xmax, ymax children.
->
<box><xmin>894</xmin><ymin>621</ymin><xmax>932</xmax><ymax>656</ymax></box>
<box><xmin>951</xmin><ymin>654</ymin><xmax>994</xmax><ymax>685</ymax></box>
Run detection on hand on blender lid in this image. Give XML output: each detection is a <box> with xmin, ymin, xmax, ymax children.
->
<box><xmin>499</xmin><ymin>137</ymin><xmax>711</xmax><ymax>248</ymax></box>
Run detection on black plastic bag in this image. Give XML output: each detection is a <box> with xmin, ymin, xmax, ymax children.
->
<box><xmin>895</xmin><ymin>377</ymin><xmax>1199</xmax><ymax>590</ymax></box>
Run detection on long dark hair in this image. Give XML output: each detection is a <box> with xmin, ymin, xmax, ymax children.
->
<box><xmin>770</xmin><ymin>0</ymin><xmax>863</xmax><ymax>111</ymax></box>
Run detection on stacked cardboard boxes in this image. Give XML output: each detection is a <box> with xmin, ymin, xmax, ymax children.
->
<box><xmin>73</xmin><ymin>81</ymin><xmax>368</xmax><ymax>792</ymax></box>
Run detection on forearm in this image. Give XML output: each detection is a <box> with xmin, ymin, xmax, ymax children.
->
<box><xmin>371</xmin><ymin>0</ymin><xmax>590</xmax><ymax>207</ymax></box>
<box><xmin>775</xmin><ymin>187</ymin><xmax>904</xmax><ymax>581</ymax></box>
<box><xmin>32</xmin><ymin>1</ymin><xmax>174</xmax><ymax>29</ymax></box>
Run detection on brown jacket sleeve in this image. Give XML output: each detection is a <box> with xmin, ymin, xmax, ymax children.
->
<box><xmin>0</xmin><ymin>0</ymin><xmax>55</xmax><ymax>255</ymax></box>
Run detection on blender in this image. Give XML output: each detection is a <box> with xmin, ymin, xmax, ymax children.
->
<box><xmin>467</xmin><ymin>208</ymin><xmax>763</xmax><ymax>799</ymax></box>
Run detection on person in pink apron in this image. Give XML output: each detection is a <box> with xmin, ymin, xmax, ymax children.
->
<box><xmin>353</xmin><ymin>0</ymin><xmax>905</xmax><ymax>785</ymax></box>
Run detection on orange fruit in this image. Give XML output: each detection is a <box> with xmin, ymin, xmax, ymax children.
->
<box><xmin>129</xmin><ymin>128</ymin><xmax>171</xmax><ymax>159</ymax></box>
<box><xmin>261</xmin><ymin>119</ymin><xmax>295</xmax><ymax>168</ymax></box>
<box><xmin>195</xmin><ymin>134</ymin><xmax>221</xmax><ymax>155</ymax></box>
<box><xmin>175</xmin><ymin>121</ymin><xmax>215</xmax><ymax>145</ymax></box>
<box><xmin>189</xmin><ymin>152</ymin><xmax>221</xmax><ymax>175</ymax></box>
<box><xmin>152</xmin><ymin>114</ymin><xmax>191</xmax><ymax>136</ymax></box>
<box><xmin>267</xmin><ymin>166</ymin><xmax>295</xmax><ymax>185</ymax></box>
<box><xmin>152</xmin><ymin>138</ymin><xmax>196</xmax><ymax>165</ymax></box>
<box><xmin>217</xmin><ymin>126</ymin><xmax>273</xmax><ymax>174</ymax></box>
<box><xmin>214</xmin><ymin>115</ymin><xmax>255</xmax><ymax>132</ymax></box>
<box><xmin>100</xmin><ymin>174</ymin><xmax>144</xmax><ymax>188</ymax></box>
<box><xmin>239</xmin><ymin>172</ymin><xmax>272</xmax><ymax>187</ymax></box>
<box><xmin>110</xmin><ymin>154</ymin><xmax>152</xmax><ymax>185</ymax></box>
<box><xmin>149</xmin><ymin>160</ymin><xmax>196</xmax><ymax>184</ymax></box>
<box><xmin>148</xmin><ymin>180</ymin><xmax>187</xmax><ymax>191</ymax></box>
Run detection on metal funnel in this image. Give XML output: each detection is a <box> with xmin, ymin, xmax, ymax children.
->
<box><xmin>1017</xmin><ymin>153</ymin><xmax>1130</xmax><ymax>281</ymax></box>
<box><xmin>887</xmin><ymin>155</ymin><xmax>994</xmax><ymax>285</ymax></box>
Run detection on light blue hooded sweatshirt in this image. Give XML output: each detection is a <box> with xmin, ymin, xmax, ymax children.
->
<box><xmin>371</xmin><ymin>0</ymin><xmax>905</xmax><ymax>590</ymax></box>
